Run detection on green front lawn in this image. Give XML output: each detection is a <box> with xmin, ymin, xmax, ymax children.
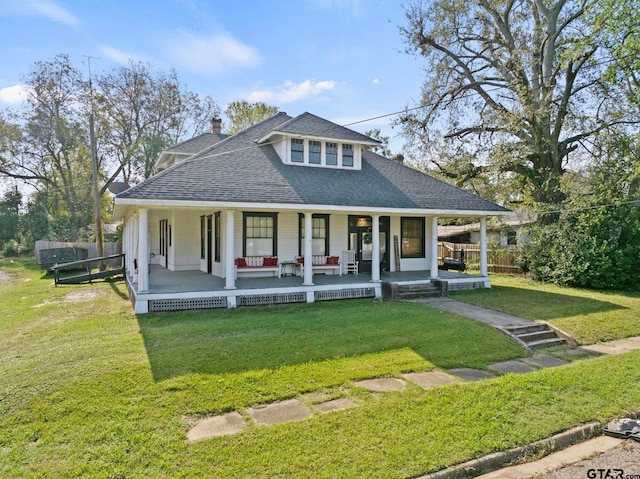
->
<box><xmin>451</xmin><ymin>274</ymin><xmax>640</xmax><ymax>344</ymax></box>
<box><xmin>1</xmin><ymin>259</ymin><xmax>639</xmax><ymax>478</ymax></box>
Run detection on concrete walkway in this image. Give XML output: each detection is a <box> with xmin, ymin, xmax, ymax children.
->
<box><xmin>413</xmin><ymin>297</ymin><xmax>536</xmax><ymax>328</ymax></box>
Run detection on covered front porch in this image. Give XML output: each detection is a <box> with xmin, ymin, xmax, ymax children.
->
<box><xmin>126</xmin><ymin>266</ymin><xmax>488</xmax><ymax>313</ymax></box>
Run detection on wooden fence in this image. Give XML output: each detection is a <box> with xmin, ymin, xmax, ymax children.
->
<box><xmin>439</xmin><ymin>241</ymin><xmax>522</xmax><ymax>274</ymax></box>
<box><xmin>35</xmin><ymin>240</ymin><xmax>122</xmax><ymax>264</ymax></box>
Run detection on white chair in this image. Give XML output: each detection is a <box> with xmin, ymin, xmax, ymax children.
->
<box><xmin>342</xmin><ymin>250</ymin><xmax>359</xmax><ymax>275</ymax></box>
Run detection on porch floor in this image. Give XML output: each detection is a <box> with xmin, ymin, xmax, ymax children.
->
<box><xmin>142</xmin><ymin>265</ymin><xmax>477</xmax><ymax>295</ymax></box>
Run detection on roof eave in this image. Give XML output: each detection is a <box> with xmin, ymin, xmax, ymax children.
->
<box><xmin>113</xmin><ymin>197</ymin><xmax>509</xmax><ymax>218</ymax></box>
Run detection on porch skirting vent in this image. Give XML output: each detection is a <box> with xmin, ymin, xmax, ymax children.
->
<box><xmin>315</xmin><ymin>287</ymin><xmax>375</xmax><ymax>301</ymax></box>
<box><xmin>149</xmin><ymin>296</ymin><xmax>228</xmax><ymax>312</ymax></box>
<box><xmin>447</xmin><ymin>281</ymin><xmax>485</xmax><ymax>292</ymax></box>
<box><xmin>237</xmin><ymin>292</ymin><xmax>306</xmax><ymax>306</ymax></box>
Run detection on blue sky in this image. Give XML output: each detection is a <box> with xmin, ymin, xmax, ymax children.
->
<box><xmin>0</xmin><ymin>0</ymin><xmax>426</xmax><ymax>153</ymax></box>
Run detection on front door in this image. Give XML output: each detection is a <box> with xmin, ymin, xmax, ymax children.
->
<box><xmin>348</xmin><ymin>216</ymin><xmax>390</xmax><ymax>274</ymax></box>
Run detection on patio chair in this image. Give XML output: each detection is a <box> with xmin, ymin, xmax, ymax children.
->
<box><xmin>341</xmin><ymin>250</ymin><xmax>359</xmax><ymax>275</ymax></box>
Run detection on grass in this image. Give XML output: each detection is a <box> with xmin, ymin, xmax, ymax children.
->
<box><xmin>450</xmin><ymin>274</ymin><xmax>640</xmax><ymax>344</ymax></box>
<box><xmin>1</xmin><ymin>259</ymin><xmax>640</xmax><ymax>478</ymax></box>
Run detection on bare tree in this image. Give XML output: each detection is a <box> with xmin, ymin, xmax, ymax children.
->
<box><xmin>94</xmin><ymin>61</ymin><xmax>220</xmax><ymax>183</ymax></box>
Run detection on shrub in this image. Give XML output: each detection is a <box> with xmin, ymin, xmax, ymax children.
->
<box><xmin>521</xmin><ymin>205</ymin><xmax>640</xmax><ymax>290</ymax></box>
<box><xmin>2</xmin><ymin>240</ymin><xmax>21</xmax><ymax>257</ymax></box>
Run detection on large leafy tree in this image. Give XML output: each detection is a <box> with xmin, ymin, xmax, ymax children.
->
<box><xmin>399</xmin><ymin>0</ymin><xmax>636</xmax><ymax>210</ymax></box>
<box><xmin>0</xmin><ymin>187</ymin><xmax>22</xmax><ymax>248</ymax></box>
<box><xmin>521</xmin><ymin>132</ymin><xmax>640</xmax><ymax>290</ymax></box>
<box><xmin>224</xmin><ymin>101</ymin><xmax>279</xmax><ymax>136</ymax></box>
<box><xmin>0</xmin><ymin>54</ymin><xmax>94</xmax><ymax>233</ymax></box>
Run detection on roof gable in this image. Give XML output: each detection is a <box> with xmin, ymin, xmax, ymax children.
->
<box><xmin>257</xmin><ymin>112</ymin><xmax>379</xmax><ymax>145</ymax></box>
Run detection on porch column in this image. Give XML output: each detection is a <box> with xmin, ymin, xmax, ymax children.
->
<box><xmin>224</xmin><ymin>210</ymin><xmax>236</xmax><ymax>289</ymax></box>
<box><xmin>125</xmin><ymin>218</ymin><xmax>131</xmax><ymax>276</ymax></box>
<box><xmin>138</xmin><ymin>208</ymin><xmax>149</xmax><ymax>293</ymax></box>
<box><xmin>132</xmin><ymin>214</ymin><xmax>139</xmax><ymax>283</ymax></box>
<box><xmin>480</xmin><ymin>217</ymin><xmax>488</xmax><ymax>277</ymax></box>
<box><xmin>371</xmin><ymin>214</ymin><xmax>381</xmax><ymax>282</ymax></box>
<box><xmin>303</xmin><ymin>212</ymin><xmax>314</xmax><ymax>286</ymax></box>
<box><xmin>430</xmin><ymin>216</ymin><xmax>439</xmax><ymax>279</ymax></box>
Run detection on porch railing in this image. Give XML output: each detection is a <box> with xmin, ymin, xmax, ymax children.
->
<box><xmin>438</xmin><ymin>241</ymin><xmax>522</xmax><ymax>274</ymax></box>
<box><xmin>52</xmin><ymin>254</ymin><xmax>126</xmax><ymax>285</ymax></box>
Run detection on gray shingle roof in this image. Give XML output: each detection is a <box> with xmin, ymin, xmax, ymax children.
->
<box><xmin>117</xmin><ymin>113</ymin><xmax>507</xmax><ymax>214</ymax></box>
<box><xmin>261</xmin><ymin>112</ymin><xmax>379</xmax><ymax>144</ymax></box>
<box><xmin>164</xmin><ymin>132</ymin><xmax>228</xmax><ymax>155</ymax></box>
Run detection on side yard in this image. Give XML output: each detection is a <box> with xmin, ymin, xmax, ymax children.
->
<box><xmin>1</xmin><ymin>260</ymin><xmax>639</xmax><ymax>478</ymax></box>
<box><xmin>451</xmin><ymin>274</ymin><xmax>640</xmax><ymax>344</ymax></box>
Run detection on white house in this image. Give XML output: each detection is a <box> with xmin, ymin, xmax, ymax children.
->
<box><xmin>113</xmin><ymin>112</ymin><xmax>509</xmax><ymax>314</ymax></box>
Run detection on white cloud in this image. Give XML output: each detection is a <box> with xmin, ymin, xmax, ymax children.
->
<box><xmin>165</xmin><ymin>31</ymin><xmax>261</xmax><ymax>75</ymax></box>
<box><xmin>0</xmin><ymin>84</ymin><xmax>32</xmax><ymax>104</ymax></box>
<box><xmin>372</xmin><ymin>78</ymin><xmax>380</xmax><ymax>85</ymax></box>
<box><xmin>2</xmin><ymin>0</ymin><xmax>80</xmax><ymax>26</ymax></box>
<box><xmin>248</xmin><ymin>80</ymin><xmax>337</xmax><ymax>104</ymax></box>
<box><xmin>100</xmin><ymin>46</ymin><xmax>140</xmax><ymax>65</ymax></box>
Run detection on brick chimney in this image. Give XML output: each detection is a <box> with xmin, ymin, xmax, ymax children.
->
<box><xmin>210</xmin><ymin>117</ymin><xmax>222</xmax><ymax>134</ymax></box>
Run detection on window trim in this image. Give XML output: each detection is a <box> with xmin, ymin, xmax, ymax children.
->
<box><xmin>401</xmin><ymin>217</ymin><xmax>425</xmax><ymax>259</ymax></box>
<box><xmin>298</xmin><ymin>213</ymin><xmax>330</xmax><ymax>257</ymax></box>
<box><xmin>242</xmin><ymin>212</ymin><xmax>278</xmax><ymax>257</ymax></box>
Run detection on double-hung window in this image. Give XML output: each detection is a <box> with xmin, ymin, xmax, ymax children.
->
<box><xmin>244</xmin><ymin>213</ymin><xmax>277</xmax><ymax>257</ymax></box>
<box><xmin>309</xmin><ymin>140</ymin><xmax>321</xmax><ymax>164</ymax></box>
<box><xmin>326</xmin><ymin>142</ymin><xmax>338</xmax><ymax>166</ymax></box>
<box><xmin>401</xmin><ymin>217</ymin><xmax>425</xmax><ymax>258</ymax></box>
<box><xmin>342</xmin><ymin>144</ymin><xmax>354</xmax><ymax>167</ymax></box>
<box><xmin>291</xmin><ymin>138</ymin><xmax>304</xmax><ymax>163</ymax></box>
<box><xmin>298</xmin><ymin>214</ymin><xmax>329</xmax><ymax>256</ymax></box>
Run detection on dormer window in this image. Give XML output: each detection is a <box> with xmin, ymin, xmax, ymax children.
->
<box><xmin>326</xmin><ymin>143</ymin><xmax>338</xmax><ymax>165</ymax></box>
<box><xmin>342</xmin><ymin>144</ymin><xmax>354</xmax><ymax>167</ymax></box>
<box><xmin>291</xmin><ymin>138</ymin><xmax>304</xmax><ymax>163</ymax></box>
<box><xmin>309</xmin><ymin>140</ymin><xmax>321</xmax><ymax>164</ymax></box>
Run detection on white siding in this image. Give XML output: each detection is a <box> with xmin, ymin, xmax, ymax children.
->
<box><xmin>172</xmin><ymin>210</ymin><xmax>201</xmax><ymax>271</ymax></box>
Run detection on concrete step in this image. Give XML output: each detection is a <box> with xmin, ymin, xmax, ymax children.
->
<box><xmin>504</xmin><ymin>324</ymin><xmax>547</xmax><ymax>335</ymax></box>
<box><xmin>397</xmin><ymin>291</ymin><xmax>443</xmax><ymax>299</ymax></box>
<box><xmin>527</xmin><ymin>337</ymin><xmax>567</xmax><ymax>349</ymax></box>
<box><xmin>397</xmin><ymin>284</ymin><xmax>439</xmax><ymax>292</ymax></box>
<box><xmin>517</xmin><ymin>330</ymin><xmax>559</xmax><ymax>343</ymax></box>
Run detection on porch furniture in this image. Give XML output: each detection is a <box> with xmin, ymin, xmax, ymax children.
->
<box><xmin>279</xmin><ymin>261</ymin><xmax>300</xmax><ymax>277</ymax></box>
<box><xmin>235</xmin><ymin>256</ymin><xmax>281</xmax><ymax>279</ymax></box>
<box><xmin>296</xmin><ymin>255</ymin><xmax>342</xmax><ymax>276</ymax></box>
<box><xmin>441</xmin><ymin>249</ymin><xmax>466</xmax><ymax>272</ymax></box>
<box><xmin>341</xmin><ymin>250</ymin><xmax>359</xmax><ymax>275</ymax></box>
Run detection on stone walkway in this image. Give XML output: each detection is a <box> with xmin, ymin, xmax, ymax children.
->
<box><xmin>185</xmin><ymin>297</ymin><xmax>640</xmax><ymax>442</ymax></box>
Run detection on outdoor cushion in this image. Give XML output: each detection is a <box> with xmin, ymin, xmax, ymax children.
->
<box><xmin>327</xmin><ymin>256</ymin><xmax>339</xmax><ymax>264</ymax></box>
<box><xmin>263</xmin><ymin>257</ymin><xmax>278</xmax><ymax>266</ymax></box>
<box><xmin>235</xmin><ymin>258</ymin><xmax>247</xmax><ymax>267</ymax></box>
